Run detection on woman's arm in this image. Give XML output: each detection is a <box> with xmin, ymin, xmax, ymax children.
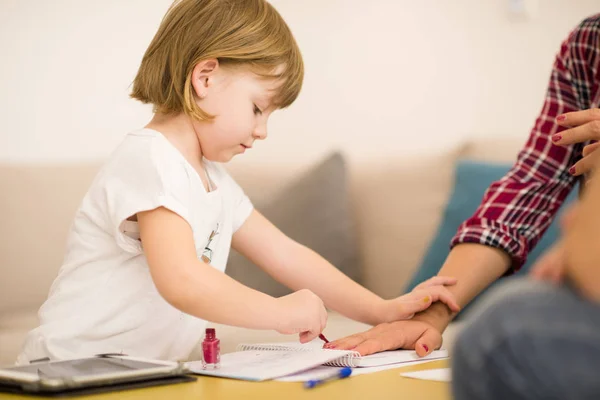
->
<box><xmin>412</xmin><ymin>243</ymin><xmax>510</xmax><ymax>332</ymax></box>
<box><xmin>326</xmin><ymin>15</ymin><xmax>600</xmax><ymax>357</ymax></box>
<box><xmin>421</xmin><ymin>16</ymin><xmax>600</xmax><ymax>332</ymax></box>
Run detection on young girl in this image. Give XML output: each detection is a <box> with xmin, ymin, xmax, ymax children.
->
<box><xmin>17</xmin><ymin>0</ymin><xmax>459</xmax><ymax>364</ymax></box>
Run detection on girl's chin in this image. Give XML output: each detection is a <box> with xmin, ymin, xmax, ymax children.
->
<box><xmin>210</xmin><ymin>153</ymin><xmax>236</xmax><ymax>163</ymax></box>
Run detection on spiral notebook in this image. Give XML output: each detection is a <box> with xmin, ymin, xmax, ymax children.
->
<box><xmin>186</xmin><ymin>340</ymin><xmax>447</xmax><ymax>381</ymax></box>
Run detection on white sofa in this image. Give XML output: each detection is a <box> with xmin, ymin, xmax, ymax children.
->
<box><xmin>0</xmin><ymin>137</ymin><xmax>524</xmax><ymax>365</ymax></box>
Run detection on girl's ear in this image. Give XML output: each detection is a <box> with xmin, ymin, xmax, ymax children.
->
<box><xmin>191</xmin><ymin>59</ymin><xmax>219</xmax><ymax>99</ymax></box>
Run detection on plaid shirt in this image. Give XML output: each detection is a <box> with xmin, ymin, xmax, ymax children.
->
<box><xmin>451</xmin><ymin>14</ymin><xmax>600</xmax><ymax>271</ymax></box>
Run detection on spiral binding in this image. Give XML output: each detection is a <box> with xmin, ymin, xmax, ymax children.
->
<box><xmin>236</xmin><ymin>344</ymin><xmax>362</xmax><ymax>367</ymax></box>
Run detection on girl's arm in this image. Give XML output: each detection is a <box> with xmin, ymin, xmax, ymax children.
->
<box><xmin>137</xmin><ymin>207</ymin><xmax>327</xmax><ymax>336</ymax></box>
<box><xmin>232</xmin><ymin>210</ymin><xmax>459</xmax><ymax>326</ymax></box>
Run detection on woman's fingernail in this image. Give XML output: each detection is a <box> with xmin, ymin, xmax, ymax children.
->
<box><xmin>552</xmin><ymin>134</ymin><xmax>562</xmax><ymax>142</ymax></box>
<box><xmin>422</xmin><ymin>344</ymin><xmax>429</xmax><ymax>352</ymax></box>
<box><xmin>569</xmin><ymin>166</ymin><xmax>576</xmax><ymax>175</ymax></box>
<box><xmin>557</xmin><ymin>115</ymin><xmax>567</xmax><ymax>122</ymax></box>
<box><xmin>423</xmin><ymin>296</ymin><xmax>431</xmax><ymax>303</ymax></box>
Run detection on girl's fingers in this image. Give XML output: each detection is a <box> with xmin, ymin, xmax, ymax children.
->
<box><xmin>404</xmin><ymin>287</ymin><xmax>461</xmax><ymax>314</ymax></box>
<box><xmin>424</xmin><ymin>286</ymin><xmax>461</xmax><ymax>312</ymax></box>
<box><xmin>300</xmin><ymin>329</ymin><xmax>319</xmax><ymax>344</ymax></box>
<box><xmin>414</xmin><ymin>276</ymin><xmax>457</xmax><ymax>290</ymax></box>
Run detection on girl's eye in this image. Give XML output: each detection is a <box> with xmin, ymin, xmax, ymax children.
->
<box><xmin>253</xmin><ymin>104</ymin><xmax>263</xmax><ymax>115</ymax></box>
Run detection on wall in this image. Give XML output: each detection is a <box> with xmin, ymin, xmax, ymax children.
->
<box><xmin>0</xmin><ymin>0</ymin><xmax>598</xmax><ymax>166</ymax></box>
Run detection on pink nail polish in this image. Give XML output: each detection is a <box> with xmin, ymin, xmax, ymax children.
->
<box><xmin>557</xmin><ymin>115</ymin><xmax>567</xmax><ymax>122</ymax></box>
<box><xmin>552</xmin><ymin>134</ymin><xmax>562</xmax><ymax>142</ymax></box>
<box><xmin>569</xmin><ymin>166</ymin><xmax>576</xmax><ymax>175</ymax></box>
<box><xmin>422</xmin><ymin>344</ymin><xmax>429</xmax><ymax>352</ymax></box>
<box><xmin>202</xmin><ymin>328</ymin><xmax>220</xmax><ymax>369</ymax></box>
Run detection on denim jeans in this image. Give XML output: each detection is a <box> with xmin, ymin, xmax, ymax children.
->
<box><xmin>452</xmin><ymin>278</ymin><xmax>600</xmax><ymax>400</ymax></box>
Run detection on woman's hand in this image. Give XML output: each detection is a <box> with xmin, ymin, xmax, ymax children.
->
<box><xmin>552</xmin><ymin>108</ymin><xmax>600</xmax><ymax>179</ymax></box>
<box><xmin>324</xmin><ymin>318</ymin><xmax>442</xmax><ymax>357</ymax></box>
<box><xmin>529</xmin><ymin>240</ymin><xmax>567</xmax><ymax>285</ymax></box>
<box><xmin>529</xmin><ymin>201</ymin><xmax>580</xmax><ymax>285</ymax></box>
<box><xmin>375</xmin><ymin>276</ymin><xmax>460</xmax><ymax>323</ymax></box>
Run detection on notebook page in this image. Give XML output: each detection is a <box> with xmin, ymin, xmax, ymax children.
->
<box><xmin>185</xmin><ymin>349</ymin><xmax>353</xmax><ymax>381</ymax></box>
<box><xmin>356</xmin><ymin>349</ymin><xmax>448</xmax><ymax>367</ymax></box>
<box><xmin>237</xmin><ymin>340</ymin><xmax>361</xmax><ymax>367</ymax></box>
<box><xmin>238</xmin><ymin>341</ymin><xmax>448</xmax><ymax>368</ymax></box>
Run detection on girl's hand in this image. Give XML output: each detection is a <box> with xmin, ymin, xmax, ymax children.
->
<box><xmin>552</xmin><ymin>108</ymin><xmax>600</xmax><ymax>179</ymax></box>
<box><xmin>377</xmin><ymin>276</ymin><xmax>460</xmax><ymax>322</ymax></box>
<box><xmin>274</xmin><ymin>289</ymin><xmax>328</xmax><ymax>343</ymax></box>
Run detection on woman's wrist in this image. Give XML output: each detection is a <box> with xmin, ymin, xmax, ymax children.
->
<box><xmin>412</xmin><ymin>302</ymin><xmax>454</xmax><ymax>333</ymax></box>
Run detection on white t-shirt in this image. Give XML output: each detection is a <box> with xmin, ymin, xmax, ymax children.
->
<box><xmin>17</xmin><ymin>129</ymin><xmax>253</xmax><ymax>364</ymax></box>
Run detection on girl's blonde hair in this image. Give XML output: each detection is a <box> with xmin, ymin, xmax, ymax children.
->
<box><xmin>131</xmin><ymin>0</ymin><xmax>303</xmax><ymax>120</ymax></box>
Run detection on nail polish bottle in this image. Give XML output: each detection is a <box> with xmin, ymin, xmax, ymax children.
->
<box><xmin>202</xmin><ymin>328</ymin><xmax>220</xmax><ymax>369</ymax></box>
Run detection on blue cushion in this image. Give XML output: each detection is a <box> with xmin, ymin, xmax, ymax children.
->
<box><xmin>405</xmin><ymin>159</ymin><xmax>577</xmax><ymax>318</ymax></box>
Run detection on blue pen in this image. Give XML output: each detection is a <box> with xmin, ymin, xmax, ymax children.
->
<box><xmin>303</xmin><ymin>367</ymin><xmax>353</xmax><ymax>389</ymax></box>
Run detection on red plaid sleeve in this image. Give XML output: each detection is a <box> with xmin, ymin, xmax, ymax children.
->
<box><xmin>451</xmin><ymin>15</ymin><xmax>600</xmax><ymax>271</ymax></box>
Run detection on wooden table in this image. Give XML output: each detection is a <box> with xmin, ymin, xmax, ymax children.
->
<box><xmin>0</xmin><ymin>360</ymin><xmax>451</xmax><ymax>400</ymax></box>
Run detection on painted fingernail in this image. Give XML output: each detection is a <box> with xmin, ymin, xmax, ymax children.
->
<box><xmin>557</xmin><ymin>115</ymin><xmax>567</xmax><ymax>122</ymax></box>
<box><xmin>422</xmin><ymin>344</ymin><xmax>429</xmax><ymax>352</ymax></box>
<box><xmin>569</xmin><ymin>166</ymin><xmax>576</xmax><ymax>175</ymax></box>
<box><xmin>552</xmin><ymin>134</ymin><xmax>562</xmax><ymax>142</ymax></box>
<box><xmin>423</xmin><ymin>296</ymin><xmax>431</xmax><ymax>303</ymax></box>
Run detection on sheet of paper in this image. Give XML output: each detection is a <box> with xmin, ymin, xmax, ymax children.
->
<box><xmin>185</xmin><ymin>349</ymin><xmax>350</xmax><ymax>381</ymax></box>
<box><xmin>400</xmin><ymin>368</ymin><xmax>451</xmax><ymax>382</ymax></box>
<box><xmin>276</xmin><ymin>359</ymin><xmax>443</xmax><ymax>382</ymax></box>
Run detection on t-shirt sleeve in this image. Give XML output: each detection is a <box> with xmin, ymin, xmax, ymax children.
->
<box><xmin>221</xmin><ymin>168</ymin><xmax>254</xmax><ymax>233</ymax></box>
<box><xmin>102</xmin><ymin>139</ymin><xmax>194</xmax><ymax>254</ymax></box>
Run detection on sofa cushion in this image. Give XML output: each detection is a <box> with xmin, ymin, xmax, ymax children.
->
<box><xmin>348</xmin><ymin>147</ymin><xmax>464</xmax><ymax>298</ymax></box>
<box><xmin>405</xmin><ymin>159</ymin><xmax>577</xmax><ymax>317</ymax></box>
<box><xmin>0</xmin><ymin>310</ymin><xmax>39</xmax><ymax>366</ymax></box>
<box><xmin>0</xmin><ymin>164</ymin><xmax>101</xmax><ymax>315</ymax></box>
<box><xmin>225</xmin><ymin>152</ymin><xmax>359</xmax><ymax>297</ymax></box>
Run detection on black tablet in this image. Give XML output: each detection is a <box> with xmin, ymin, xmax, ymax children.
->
<box><xmin>0</xmin><ymin>355</ymin><xmax>190</xmax><ymax>394</ymax></box>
